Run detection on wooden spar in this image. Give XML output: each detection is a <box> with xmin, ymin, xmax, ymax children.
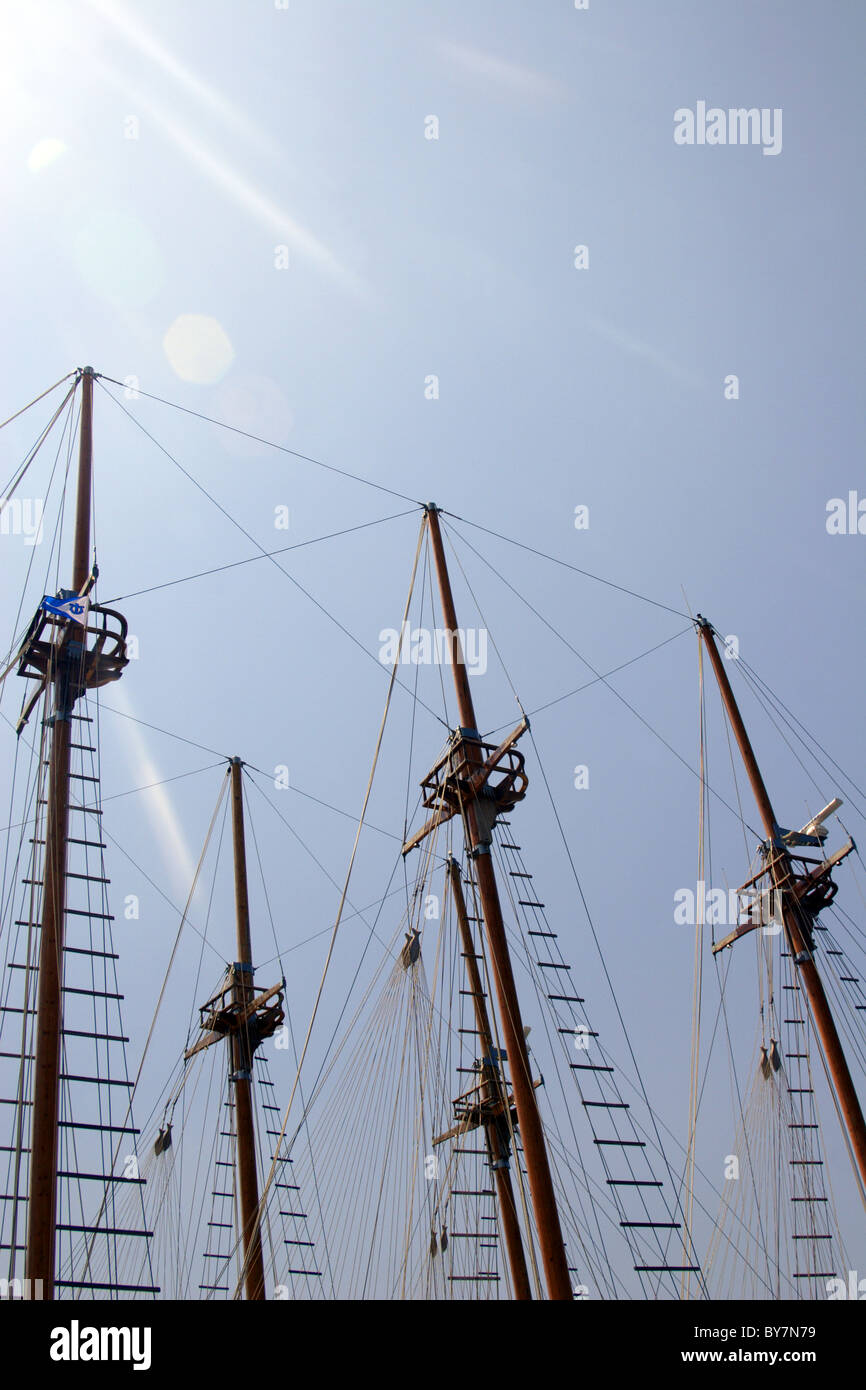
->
<box><xmin>425</xmin><ymin>506</ymin><xmax>573</xmax><ymax>1300</ymax></box>
<box><xmin>446</xmin><ymin>856</ymin><xmax>532</xmax><ymax>1300</ymax></box>
<box><xmin>697</xmin><ymin>617</ymin><xmax>866</xmax><ymax>1195</ymax></box>
<box><xmin>25</xmin><ymin>368</ymin><xmax>94</xmax><ymax>1297</ymax></box>
<box><xmin>229</xmin><ymin>757</ymin><xmax>267</xmax><ymax>1300</ymax></box>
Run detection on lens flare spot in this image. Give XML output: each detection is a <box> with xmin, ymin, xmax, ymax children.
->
<box><xmin>28</xmin><ymin>138</ymin><xmax>67</xmax><ymax>172</ymax></box>
<box><xmin>163</xmin><ymin>314</ymin><xmax>235</xmax><ymax>384</ymax></box>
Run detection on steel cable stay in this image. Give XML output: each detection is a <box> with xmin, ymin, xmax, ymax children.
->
<box><xmin>503</xmin><ymin>626</ymin><xmax>695</xmax><ymax>728</ymax></box>
<box><xmin>6</xmin><ymin>374</ymin><xmax>863</xmax><ymax>845</ymax></box>
<box><xmin>706</xmin><ymin>976</ymin><xmax>853</xmax><ymax>1297</ymax></box>
<box><xmin>0</xmin><ymin>372</ymin><xmax>78</xmax><ymax>437</ymax></box>
<box><xmin>0</xmin><ymin>378</ymin><xmax>78</xmax><ymax>516</ymax></box>
<box><xmin>94</xmin><ymin>384</ymin><xmax>447</xmax><ymax>732</ymax></box>
<box><xmin>101</xmin><ymin>509</ymin><xmax>422</xmax><ymax>607</ymax></box>
<box><xmin>0</xmin><ymin>370</ymin><xmax>446</xmax><ymax>1300</ymax></box>
<box><xmin>706</xmin><ymin>876</ymin><xmax>788</xmax><ymax>1297</ymax></box>
<box><xmin>0</xmin><ymin>718</ymin><xmax>229</xmax><ymax>972</ymax></box>
<box><xmin>823</xmin><ymin>926</ymin><xmax>866</xmax><ymax>1040</ymax></box>
<box><xmin>319</xmin><ymin>510</ymin><xmax>713</xmax><ymax>1299</ymax></box>
<box><xmin>400</xmin><ymin>795</ymin><xmax>711</xmax><ymax>1301</ymax></box>
<box><xmin>732</xmin><ymin>659</ymin><xmax>866</xmax><ymax>828</ymax></box>
<box><xmin>94</xmin><ymin>373</ymin><xmax>424</xmax><ymax>508</ymax></box>
<box><xmin>706</xmin><ymin>983</ymin><xmax>782</xmax><ymax>1297</ymax></box>
<box><xmin>694</xmin><ymin>677</ymin><xmax>865</xmax><ymax>1297</ymax></box>
<box><xmin>440</xmin><ymin>518</ymin><xmax>763</xmax><ymax>840</ymax></box>
<box><xmin>439</xmin><ymin>511</ymin><xmax>691</xmax><ymax>622</ymax></box>
<box><xmin>399</xmin><ymin>538</ymin><xmax>433</xmax><ymax>920</ymax></box>
<box><xmin>438</xmin><ymin>522</ymin><xmax>709</xmax><ymax>1293</ymax></box>
<box><xmin>3</xmin><ymin>735</ymin><xmax>428</xmax><ymax>1075</ymax></box>
<box><xmin>436</xmin><ymin>520</ymin><xmax>866</xmax><ymax>1295</ymax></box>
<box><xmin>214</xmin><ymin>837</ymin><xmax>481</xmax><ymax>1295</ymax></box>
<box><xmin>51</xmin><ymin>696</ymin><xmax>411</xmax><ymax>846</ymax></box>
<box><xmin>178</xmin><ymin>777</ymin><xmax>232</xmax><ymax>1103</ymax></box>
<box><xmin>828</xmin><ymin>889</ymin><xmax>866</xmax><ymax>957</ymax></box>
<box><xmin>4</xmin><ymin>367</ymin><xmax>865</xmax><ymax>1303</ymax></box>
<box><xmin>293</xmin><ymin>517</ymin><xmax>692</xmax><ymax>1295</ymax></box>
<box><xmin>697</xmin><ymin>633</ymin><xmax>866</xmax><ymax>1273</ymax></box>
<box><xmin>678</xmin><ymin>845</ymin><xmax>783</xmax><ymax>1289</ymax></box>
<box><xmin>395</xmin><ymin>824</ymin><xmax>454</xmax><ymax>1296</ymax></box>
<box><xmin>276</xmin><ymin>953</ymin><xmax>415</xmax><ymax>1296</ymax></box>
<box><xmin>700</xmin><ymin>695</ymin><xmax>795</xmax><ymax>1301</ymax></box>
<box><xmin>732</xmin><ymin>648</ymin><xmax>866</xmax><ymax>815</ymax></box>
<box><xmin>207</xmin><ymin>804</ymin><xmax>533</xmax><ymax>1296</ymax></box>
<box><xmin>225</xmin><ymin>516</ymin><xmax>428</xmax><ymax>1298</ymax></box>
<box><xmin>93</xmin><ymin>370</ymin><xmax>713</xmax><ymax>636</ymax></box>
<box><xmin>124</xmin><ymin>1047</ymin><xmax>215</xmax><ymax>1295</ymax></box>
<box><xmin>0</xmin><ymin>392</ymin><xmax>80</xmax><ymax>706</ymax></box>
<box><xmin>241</xmin><ymin>780</ymin><xmax>334</xmax><ymax>1295</ymax></box>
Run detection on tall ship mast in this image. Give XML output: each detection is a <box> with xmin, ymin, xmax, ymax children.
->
<box><xmin>1</xmin><ymin>369</ymin><xmax>864</xmax><ymax>1301</ymax></box>
<box><xmin>686</xmin><ymin>618</ymin><xmax>866</xmax><ymax>1296</ymax></box>
<box><xmin>2</xmin><ymin>369</ymin><xmax>152</xmax><ymax>1298</ymax></box>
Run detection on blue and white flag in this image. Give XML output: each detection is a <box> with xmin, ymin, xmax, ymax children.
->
<box><xmin>40</xmin><ymin>594</ymin><xmax>89</xmax><ymax>625</ymax></box>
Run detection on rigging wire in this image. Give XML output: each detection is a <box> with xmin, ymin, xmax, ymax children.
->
<box><xmin>0</xmin><ymin>390</ymin><xmax>80</xmax><ymax>704</ymax></box>
<box><xmin>77</xmin><ymin>699</ymin><xmax>406</xmax><ymax>845</ymax></box>
<box><xmin>0</xmin><ymin>379</ymin><xmax>78</xmax><ymax>509</ymax></box>
<box><xmin>0</xmin><ymin>370</ymin><xmax>77</xmax><ymax>435</ymax></box>
<box><xmin>95</xmin><ymin>382</ymin><xmax>446</xmax><ymax>729</ymax></box>
<box><xmin>698</xmin><ymin>623</ymin><xmax>866</xmax><ymax>825</ymax></box>
<box><xmin>440</xmin><ymin>518</ymin><xmax>761</xmax><ymax>838</ymax></box>
<box><xmin>517</xmin><ymin>626</ymin><xmax>694</xmax><ymax>726</ymax></box>
<box><xmin>242</xmin><ymin>774</ymin><xmax>336</xmax><ymax>1294</ymax></box>
<box><xmin>229</xmin><ymin>514</ymin><xmax>428</xmax><ymax>1297</ymax></box>
<box><xmin>101</xmin><ymin>510</ymin><xmax>421</xmax><ymax>605</ymax></box>
<box><xmin>96</xmin><ymin>373</ymin><xmax>425</xmax><ymax>506</ymax></box>
<box><xmin>441</xmin><ymin>510</ymin><xmax>691</xmax><ymax>621</ymax></box>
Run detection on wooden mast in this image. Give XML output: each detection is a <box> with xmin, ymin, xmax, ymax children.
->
<box><xmin>446</xmin><ymin>856</ymin><xmax>533</xmax><ymax>1298</ymax></box>
<box><xmin>25</xmin><ymin>367</ymin><xmax>94</xmax><ymax>1297</ymax></box>
<box><xmin>185</xmin><ymin>762</ymin><xmax>284</xmax><ymax>1295</ymax></box>
<box><xmin>425</xmin><ymin>505</ymin><xmax>573</xmax><ymax>1300</ymax></box>
<box><xmin>697</xmin><ymin>617</ymin><xmax>866</xmax><ymax>1193</ymax></box>
<box><xmin>229</xmin><ymin>757</ymin><xmax>267</xmax><ymax>1300</ymax></box>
